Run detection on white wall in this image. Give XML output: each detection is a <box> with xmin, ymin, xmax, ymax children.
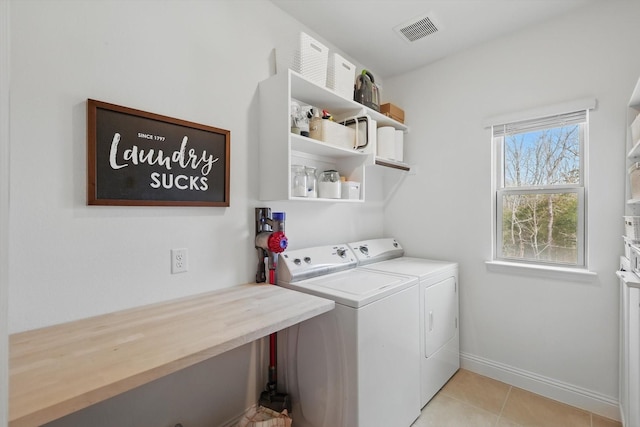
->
<box><xmin>383</xmin><ymin>0</ymin><xmax>640</xmax><ymax>419</ymax></box>
<box><xmin>8</xmin><ymin>0</ymin><xmax>382</xmax><ymax>335</ymax></box>
<box><xmin>45</xmin><ymin>341</ymin><xmax>264</xmax><ymax>427</ymax></box>
<box><xmin>7</xmin><ymin>1</ymin><xmax>383</xmax><ymax>426</ymax></box>
<box><xmin>1</xmin><ymin>1</ymin><xmax>9</xmax><ymax>425</ymax></box>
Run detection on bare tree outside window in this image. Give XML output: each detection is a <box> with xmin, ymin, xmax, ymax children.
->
<box><xmin>504</xmin><ymin>126</ymin><xmax>580</xmax><ymax>188</ymax></box>
<box><xmin>496</xmin><ymin>119</ymin><xmax>585</xmax><ymax>266</ymax></box>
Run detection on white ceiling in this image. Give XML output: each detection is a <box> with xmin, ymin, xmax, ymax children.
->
<box><xmin>270</xmin><ymin>0</ymin><xmax>600</xmax><ymax>79</ymax></box>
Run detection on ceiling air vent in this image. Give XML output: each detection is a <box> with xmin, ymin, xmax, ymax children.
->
<box><xmin>394</xmin><ymin>13</ymin><xmax>440</xmax><ymax>43</ymax></box>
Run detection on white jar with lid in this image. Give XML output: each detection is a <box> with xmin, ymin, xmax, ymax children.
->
<box><xmin>291</xmin><ymin>165</ymin><xmax>307</xmax><ymax>197</ymax></box>
<box><xmin>318</xmin><ymin>170</ymin><xmax>341</xmax><ymax>199</ymax></box>
<box><xmin>305</xmin><ymin>166</ymin><xmax>317</xmax><ymax>198</ymax></box>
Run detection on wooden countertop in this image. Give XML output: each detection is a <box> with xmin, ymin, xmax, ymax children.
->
<box><xmin>9</xmin><ymin>283</ymin><xmax>334</xmax><ymax>427</ymax></box>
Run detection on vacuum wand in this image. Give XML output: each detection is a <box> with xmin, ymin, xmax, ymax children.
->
<box><xmin>254</xmin><ymin>208</ymin><xmax>291</xmax><ymax>413</ymax></box>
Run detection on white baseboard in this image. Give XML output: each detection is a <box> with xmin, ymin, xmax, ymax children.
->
<box><xmin>223</xmin><ymin>354</ymin><xmax>622</xmax><ymax>425</ymax></box>
<box><xmin>219</xmin><ymin>410</ymin><xmax>244</xmax><ymax>427</ymax></box>
<box><xmin>460</xmin><ymin>351</ymin><xmax>621</xmax><ymax>422</ymax></box>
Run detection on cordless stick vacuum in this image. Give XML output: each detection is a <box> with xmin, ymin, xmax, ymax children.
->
<box><xmin>255</xmin><ymin>208</ymin><xmax>291</xmax><ymax>413</ymax></box>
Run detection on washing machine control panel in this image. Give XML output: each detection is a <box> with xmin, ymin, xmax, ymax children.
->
<box><xmin>277</xmin><ymin>244</ymin><xmax>357</xmax><ymax>283</ymax></box>
<box><xmin>348</xmin><ymin>238</ymin><xmax>405</xmax><ymax>265</ymax></box>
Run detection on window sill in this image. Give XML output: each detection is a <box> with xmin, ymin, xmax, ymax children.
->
<box><xmin>485</xmin><ymin>260</ymin><xmax>598</xmax><ymax>282</ymax></box>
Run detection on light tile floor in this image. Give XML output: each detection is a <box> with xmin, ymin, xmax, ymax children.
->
<box><xmin>412</xmin><ymin>369</ymin><xmax>622</xmax><ymax>427</ymax></box>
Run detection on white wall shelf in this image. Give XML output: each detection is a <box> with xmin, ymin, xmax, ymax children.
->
<box><xmin>290</xmin><ymin>133</ymin><xmax>369</xmax><ymax>159</ymax></box>
<box><xmin>620</xmin><ymin>76</ymin><xmax>640</xmax><ymax>427</ymax></box>
<box><xmin>627</xmin><ymin>138</ymin><xmax>640</xmax><ymax>159</ymax></box>
<box><xmin>289</xmin><ymin>71</ymin><xmax>409</xmax><ymax>132</ymax></box>
<box><xmin>375</xmin><ymin>157</ymin><xmax>411</xmax><ymax>171</ymax></box>
<box><xmin>625</xmin><ymin>79</ymin><xmax>640</xmax><ymax>217</ymax></box>
<box><xmin>258</xmin><ymin>70</ymin><xmax>409</xmax><ymax>202</ymax></box>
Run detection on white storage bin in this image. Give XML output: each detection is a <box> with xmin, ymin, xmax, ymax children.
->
<box><xmin>377</xmin><ymin>126</ymin><xmax>396</xmax><ymax>159</ymax></box>
<box><xmin>630</xmin><ymin>163</ymin><xmax>640</xmax><ymax>199</ymax></box>
<box><xmin>625</xmin><ymin>216</ymin><xmax>640</xmax><ymax>240</ymax></box>
<box><xmin>276</xmin><ymin>32</ymin><xmax>329</xmax><ymax>87</ymax></box>
<box><xmin>632</xmin><ymin>113</ymin><xmax>640</xmax><ymax>145</ymax></box>
<box><xmin>309</xmin><ymin>118</ymin><xmax>355</xmax><ymax>150</ymax></box>
<box><xmin>341</xmin><ymin>181</ymin><xmax>361</xmax><ymax>200</ymax></box>
<box><xmin>327</xmin><ymin>53</ymin><xmax>356</xmax><ymax>99</ymax></box>
<box><xmin>394</xmin><ymin>130</ymin><xmax>404</xmax><ymax>161</ymax></box>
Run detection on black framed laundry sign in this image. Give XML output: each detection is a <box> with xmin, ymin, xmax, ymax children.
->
<box><xmin>87</xmin><ymin>99</ymin><xmax>230</xmax><ymax>207</ymax></box>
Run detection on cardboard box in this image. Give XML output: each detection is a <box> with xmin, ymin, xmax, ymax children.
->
<box><xmin>380</xmin><ymin>103</ymin><xmax>405</xmax><ymax>123</ymax></box>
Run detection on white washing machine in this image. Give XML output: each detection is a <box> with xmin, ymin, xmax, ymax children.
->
<box><xmin>276</xmin><ymin>244</ymin><xmax>421</xmax><ymax>427</ymax></box>
<box><xmin>349</xmin><ymin>238</ymin><xmax>459</xmax><ymax>408</ymax></box>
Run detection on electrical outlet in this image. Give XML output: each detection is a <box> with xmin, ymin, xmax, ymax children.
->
<box><xmin>171</xmin><ymin>248</ymin><xmax>188</xmax><ymax>274</ymax></box>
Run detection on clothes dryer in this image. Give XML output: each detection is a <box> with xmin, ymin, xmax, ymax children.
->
<box><xmin>276</xmin><ymin>244</ymin><xmax>421</xmax><ymax>427</ymax></box>
<box><xmin>349</xmin><ymin>238</ymin><xmax>459</xmax><ymax>407</ymax></box>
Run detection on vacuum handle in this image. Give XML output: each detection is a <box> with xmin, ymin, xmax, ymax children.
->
<box><xmin>256</xmin><ymin>249</ymin><xmax>267</xmax><ymax>283</ymax></box>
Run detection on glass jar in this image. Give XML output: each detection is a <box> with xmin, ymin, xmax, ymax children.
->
<box><xmin>318</xmin><ymin>170</ymin><xmax>341</xmax><ymax>199</ymax></box>
<box><xmin>305</xmin><ymin>166</ymin><xmax>317</xmax><ymax>198</ymax></box>
<box><xmin>291</xmin><ymin>165</ymin><xmax>307</xmax><ymax>197</ymax></box>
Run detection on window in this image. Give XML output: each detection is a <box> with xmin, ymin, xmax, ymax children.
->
<box><xmin>492</xmin><ymin>108</ymin><xmax>589</xmax><ymax>267</ymax></box>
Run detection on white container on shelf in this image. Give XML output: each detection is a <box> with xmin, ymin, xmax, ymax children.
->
<box><xmin>318</xmin><ymin>170</ymin><xmax>342</xmax><ymax>199</ymax></box>
<box><xmin>318</xmin><ymin>181</ymin><xmax>341</xmax><ymax>199</ymax></box>
<box><xmin>341</xmin><ymin>181</ymin><xmax>360</xmax><ymax>200</ymax></box>
<box><xmin>327</xmin><ymin>52</ymin><xmax>356</xmax><ymax>98</ymax></box>
<box><xmin>377</xmin><ymin>126</ymin><xmax>396</xmax><ymax>159</ymax></box>
<box><xmin>625</xmin><ymin>216</ymin><xmax>640</xmax><ymax>240</ymax></box>
<box><xmin>394</xmin><ymin>130</ymin><xmax>404</xmax><ymax>161</ymax></box>
<box><xmin>277</xmin><ymin>32</ymin><xmax>329</xmax><ymax>86</ymax></box>
<box><xmin>291</xmin><ymin>165</ymin><xmax>307</xmax><ymax>197</ymax></box>
<box><xmin>309</xmin><ymin>118</ymin><xmax>356</xmax><ymax>150</ymax></box>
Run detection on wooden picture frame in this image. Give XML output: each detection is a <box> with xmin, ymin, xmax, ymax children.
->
<box><xmin>87</xmin><ymin>99</ymin><xmax>230</xmax><ymax>207</ymax></box>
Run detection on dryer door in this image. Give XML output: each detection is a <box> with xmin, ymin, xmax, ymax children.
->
<box><xmin>424</xmin><ymin>276</ymin><xmax>457</xmax><ymax>357</ymax></box>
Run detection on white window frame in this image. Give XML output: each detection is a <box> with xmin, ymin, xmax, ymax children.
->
<box><xmin>485</xmin><ymin>99</ymin><xmax>597</xmax><ymax>277</ymax></box>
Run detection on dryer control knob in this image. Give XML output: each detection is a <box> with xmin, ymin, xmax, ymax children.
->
<box><xmin>336</xmin><ymin>248</ymin><xmax>347</xmax><ymax>258</ymax></box>
<box><xmin>359</xmin><ymin>246</ymin><xmax>369</xmax><ymax>255</ymax></box>
<box><xmin>304</xmin><ymin>256</ymin><xmax>311</xmax><ymax>264</ymax></box>
<box><xmin>293</xmin><ymin>258</ymin><xmax>301</xmax><ymax>265</ymax></box>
